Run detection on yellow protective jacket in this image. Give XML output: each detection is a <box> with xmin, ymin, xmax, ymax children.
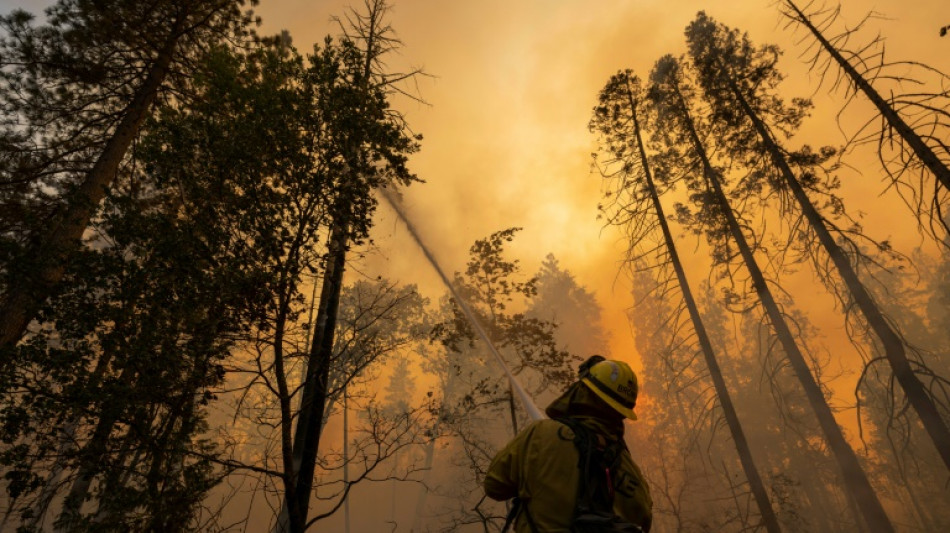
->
<box><xmin>484</xmin><ymin>384</ymin><xmax>652</xmax><ymax>532</ymax></box>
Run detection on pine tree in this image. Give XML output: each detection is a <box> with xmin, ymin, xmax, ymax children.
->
<box><xmin>778</xmin><ymin>0</ymin><xmax>950</xmax><ymax>241</ymax></box>
<box><xmin>0</xmin><ymin>41</ymin><xmax>284</xmax><ymax>531</ymax></box>
<box><xmin>686</xmin><ymin>10</ymin><xmax>950</xmax><ymax>475</ymax></box>
<box><xmin>591</xmin><ymin>69</ymin><xmax>781</xmax><ymax>532</ymax></box>
<box><xmin>649</xmin><ymin>51</ymin><xmax>894</xmax><ymax>532</ymax></box>
<box><xmin>730</xmin><ymin>300</ymin><xmax>855</xmax><ymax>531</ymax></box>
<box><xmin>527</xmin><ymin>254</ymin><xmax>608</xmax><ymax>357</ymax></box>
<box><xmin>0</xmin><ymin>0</ymin><xmax>258</xmax><ymax>355</ymax></box>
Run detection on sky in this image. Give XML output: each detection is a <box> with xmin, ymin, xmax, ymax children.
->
<box><xmin>252</xmin><ymin>0</ymin><xmax>949</xmax><ymax>379</ymax></box>
<box><xmin>0</xmin><ymin>0</ymin><xmax>946</xmax><ymax>530</ymax></box>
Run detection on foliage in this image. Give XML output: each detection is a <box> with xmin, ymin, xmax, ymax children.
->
<box><xmin>0</xmin><ymin>0</ymin><xmax>261</xmax><ymax>356</ymax></box>
<box><xmin>0</xmin><ymin>0</ymin><xmax>422</xmax><ymax>523</ymax></box>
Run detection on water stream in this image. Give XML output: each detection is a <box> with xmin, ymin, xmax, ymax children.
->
<box><xmin>379</xmin><ymin>188</ymin><xmax>544</xmax><ymax>422</ymax></box>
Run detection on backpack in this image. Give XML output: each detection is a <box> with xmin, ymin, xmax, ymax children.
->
<box><xmin>501</xmin><ymin>418</ymin><xmax>643</xmax><ymax>533</ymax></box>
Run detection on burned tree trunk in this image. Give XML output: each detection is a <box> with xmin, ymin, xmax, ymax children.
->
<box><xmin>274</xmin><ymin>221</ymin><xmax>348</xmax><ymax>533</ymax></box>
<box><xmin>652</xmin><ymin>59</ymin><xmax>894</xmax><ymax>532</ymax></box>
<box><xmin>724</xmin><ymin>73</ymin><xmax>950</xmax><ymax>473</ymax></box>
<box><xmin>610</xmin><ymin>74</ymin><xmax>782</xmax><ymax>533</ymax></box>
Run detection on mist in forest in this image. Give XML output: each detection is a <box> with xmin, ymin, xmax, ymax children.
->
<box><xmin>0</xmin><ymin>0</ymin><xmax>949</xmax><ymax>532</ymax></box>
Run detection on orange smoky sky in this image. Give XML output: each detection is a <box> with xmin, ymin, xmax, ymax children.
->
<box><xmin>257</xmin><ymin>0</ymin><xmax>948</xmax><ymax>381</ymax></box>
<box><xmin>6</xmin><ymin>0</ymin><xmax>946</xmax><ymax>376</ymax></box>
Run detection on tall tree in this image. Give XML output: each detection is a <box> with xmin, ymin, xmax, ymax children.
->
<box><xmin>0</xmin><ymin>41</ymin><xmax>282</xmax><ymax>532</ymax></box>
<box><xmin>274</xmin><ymin>2</ymin><xmax>421</xmax><ymax>531</ymax></box>
<box><xmin>590</xmin><ymin>69</ymin><xmax>781</xmax><ymax>533</ymax></box>
<box><xmin>0</xmin><ymin>0</ymin><xmax>258</xmax><ymax>355</ymax></box>
<box><xmin>648</xmin><ymin>52</ymin><xmax>895</xmax><ymax>532</ymax></box>
<box><xmin>686</xmin><ymin>11</ymin><xmax>950</xmax><ymax>476</ymax></box>
<box><xmin>777</xmin><ymin>0</ymin><xmax>950</xmax><ymax>241</ymax></box>
<box><xmin>729</xmin><ymin>298</ymin><xmax>857</xmax><ymax>532</ymax></box>
<box><xmin>384</xmin><ymin>358</ymin><xmax>416</xmax><ymax>416</ymax></box>
<box><xmin>626</xmin><ymin>265</ymin><xmax>749</xmax><ymax>531</ymax></box>
<box><xmin>860</xmin><ymin>252</ymin><xmax>950</xmax><ymax>531</ymax></box>
<box><xmin>124</xmin><ymin>38</ymin><xmax>335</xmax><ymax>533</ymax></box>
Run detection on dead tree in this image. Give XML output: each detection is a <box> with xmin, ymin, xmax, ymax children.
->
<box><xmin>591</xmin><ymin>69</ymin><xmax>782</xmax><ymax>533</ymax></box>
<box><xmin>687</xmin><ymin>10</ymin><xmax>950</xmax><ymax>474</ymax></box>
<box><xmin>778</xmin><ymin>0</ymin><xmax>950</xmax><ymax>241</ymax></box>
<box><xmin>649</xmin><ymin>52</ymin><xmax>894</xmax><ymax>533</ymax></box>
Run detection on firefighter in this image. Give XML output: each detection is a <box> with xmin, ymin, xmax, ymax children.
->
<box><xmin>484</xmin><ymin>356</ymin><xmax>652</xmax><ymax>532</ymax></box>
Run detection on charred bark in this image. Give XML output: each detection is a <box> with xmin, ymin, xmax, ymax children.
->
<box><xmin>725</xmin><ymin>73</ymin><xmax>950</xmax><ymax>473</ymax></box>
<box><xmin>663</xmin><ymin>75</ymin><xmax>895</xmax><ymax>533</ymax></box>
<box><xmin>274</xmin><ymin>221</ymin><xmax>348</xmax><ymax>533</ymax></box>
<box><xmin>620</xmin><ymin>78</ymin><xmax>782</xmax><ymax>533</ymax></box>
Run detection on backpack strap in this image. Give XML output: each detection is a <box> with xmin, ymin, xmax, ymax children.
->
<box><xmin>555</xmin><ymin>418</ymin><xmax>597</xmax><ymax>512</ymax></box>
<box><xmin>556</xmin><ymin>417</ymin><xmax>626</xmax><ymax>514</ymax></box>
<box><xmin>501</xmin><ymin>497</ymin><xmax>520</xmax><ymax>533</ymax></box>
<box><xmin>501</xmin><ymin>497</ymin><xmax>541</xmax><ymax>533</ymax></box>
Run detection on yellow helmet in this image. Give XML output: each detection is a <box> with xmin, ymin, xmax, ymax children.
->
<box><xmin>580</xmin><ymin>357</ymin><xmax>638</xmax><ymax>420</ymax></box>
